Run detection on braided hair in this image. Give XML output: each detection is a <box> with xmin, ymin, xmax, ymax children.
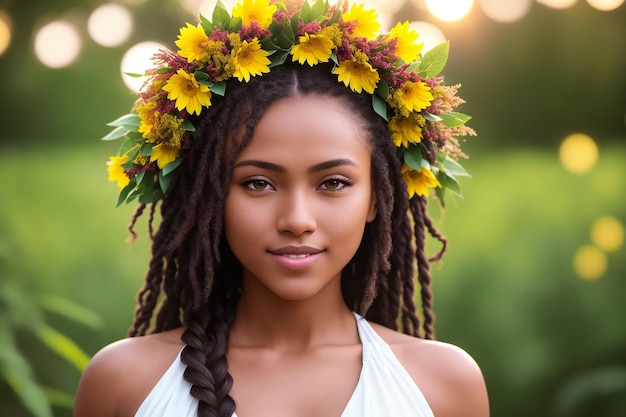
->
<box><xmin>127</xmin><ymin>61</ymin><xmax>447</xmax><ymax>417</ymax></box>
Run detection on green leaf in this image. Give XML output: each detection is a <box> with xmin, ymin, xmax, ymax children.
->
<box><xmin>162</xmin><ymin>157</ymin><xmax>183</xmax><ymax>176</ymax></box>
<box><xmin>299</xmin><ymin>0</ymin><xmax>313</xmax><ymax>22</ymax></box>
<box><xmin>135</xmin><ymin>170</ymin><xmax>146</xmax><ymax>186</ymax></box>
<box><xmin>422</xmin><ymin>112</ymin><xmax>442</xmax><ymax>122</ymax></box>
<box><xmin>269</xmin><ymin>50</ymin><xmax>289</xmax><ymax>68</ymax></box>
<box><xmin>194</xmin><ymin>70</ymin><xmax>209</xmax><ymax>81</ymax></box>
<box><xmin>156</xmin><ymin>67</ymin><xmax>173</xmax><ymax>74</ymax></box>
<box><xmin>437</xmin><ymin>171</ymin><xmax>462</xmax><ymax>194</ymax></box>
<box><xmin>310</xmin><ymin>0</ymin><xmax>328</xmax><ymax>19</ymax></box>
<box><xmin>435</xmin><ymin>186</ymin><xmax>446</xmax><ymax>207</ymax></box>
<box><xmin>229</xmin><ymin>16</ymin><xmax>242</xmax><ymax>32</ymax></box>
<box><xmin>124</xmin><ymin>72</ymin><xmax>143</xmax><ymax>78</ymax></box>
<box><xmin>139</xmin><ymin>142</ymin><xmax>153</xmax><ymax>156</ymax></box>
<box><xmin>138</xmin><ymin>185</ymin><xmax>164</xmax><ymax>204</ymax></box>
<box><xmin>213</xmin><ymin>0</ymin><xmax>232</xmax><ymax>29</ymax></box>
<box><xmin>158</xmin><ymin>169</ymin><xmax>177</xmax><ymax>194</ymax></box>
<box><xmin>374</xmin><ymin>78</ymin><xmax>390</xmax><ymax>100</ymax></box>
<box><xmin>0</xmin><ymin>320</ymin><xmax>53</xmax><ymax>417</ymax></box>
<box><xmin>439</xmin><ymin>112</ymin><xmax>471</xmax><ymax>128</ymax></box>
<box><xmin>34</xmin><ymin>295</ymin><xmax>102</xmax><ymax>329</ymax></box>
<box><xmin>42</xmin><ymin>386</ymin><xmax>75</xmax><ymax>409</ymax></box>
<box><xmin>116</xmin><ymin>182</ymin><xmax>135</xmax><ymax>207</ymax></box>
<box><xmin>209</xmin><ymin>81</ymin><xmax>226</xmax><ymax>96</ymax></box>
<box><xmin>403</xmin><ymin>145</ymin><xmax>424</xmax><ymax>171</ymax></box>
<box><xmin>34</xmin><ymin>325</ymin><xmax>91</xmax><ymax>372</ymax></box>
<box><xmin>372</xmin><ymin>94</ymin><xmax>388</xmax><ymax>121</ymax></box>
<box><xmin>181</xmin><ymin>118</ymin><xmax>196</xmax><ymax>132</ymax></box>
<box><xmin>418</xmin><ymin>41</ymin><xmax>449</xmax><ymax>78</ymax></box>
<box><xmin>442</xmin><ymin>156</ymin><xmax>471</xmax><ymax>177</ymax></box>
<box><xmin>199</xmin><ymin>13</ymin><xmax>214</xmax><ymax>32</ymax></box>
<box><xmin>101</xmin><ymin>126</ymin><xmax>131</xmax><ymax>141</ymax></box>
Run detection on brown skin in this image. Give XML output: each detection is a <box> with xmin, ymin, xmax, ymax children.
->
<box><xmin>74</xmin><ymin>96</ymin><xmax>489</xmax><ymax>417</ymax></box>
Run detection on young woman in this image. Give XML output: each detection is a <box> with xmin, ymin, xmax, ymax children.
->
<box><xmin>75</xmin><ymin>1</ymin><xmax>488</xmax><ymax>416</ymax></box>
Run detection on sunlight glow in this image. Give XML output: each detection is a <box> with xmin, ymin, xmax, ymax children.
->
<box><xmin>558</xmin><ymin>133</ymin><xmax>599</xmax><ymax>174</ymax></box>
<box><xmin>182</xmin><ymin>0</ymin><xmax>238</xmax><ymax>17</ymax></box>
<box><xmin>0</xmin><ymin>10</ymin><xmax>11</xmax><ymax>56</ymax></box>
<box><xmin>537</xmin><ymin>0</ymin><xmax>577</xmax><ymax>9</ymax></box>
<box><xmin>409</xmin><ymin>21</ymin><xmax>447</xmax><ymax>52</ymax></box>
<box><xmin>478</xmin><ymin>0</ymin><xmax>532</xmax><ymax>23</ymax></box>
<box><xmin>120</xmin><ymin>41</ymin><xmax>168</xmax><ymax>92</ymax></box>
<box><xmin>586</xmin><ymin>0</ymin><xmax>625</xmax><ymax>10</ymax></box>
<box><xmin>591</xmin><ymin>216</ymin><xmax>625</xmax><ymax>252</ymax></box>
<box><xmin>573</xmin><ymin>245</ymin><xmax>607</xmax><ymax>281</ymax></box>
<box><xmin>88</xmin><ymin>4</ymin><xmax>134</xmax><ymax>47</ymax></box>
<box><xmin>425</xmin><ymin>0</ymin><xmax>474</xmax><ymax>22</ymax></box>
<box><xmin>34</xmin><ymin>20</ymin><xmax>82</xmax><ymax>68</ymax></box>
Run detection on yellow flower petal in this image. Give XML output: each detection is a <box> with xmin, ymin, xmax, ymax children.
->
<box><xmin>395</xmin><ymin>80</ymin><xmax>433</xmax><ymax>114</ymax></box>
<box><xmin>175</xmin><ymin>23</ymin><xmax>209</xmax><ymax>63</ymax></box>
<box><xmin>342</xmin><ymin>3</ymin><xmax>380</xmax><ymax>40</ymax></box>
<box><xmin>107</xmin><ymin>155</ymin><xmax>130</xmax><ymax>189</ymax></box>
<box><xmin>388</xmin><ymin>21</ymin><xmax>423</xmax><ymax>63</ymax></box>
<box><xmin>401</xmin><ymin>164</ymin><xmax>441</xmax><ymax>198</ymax></box>
<box><xmin>389</xmin><ymin>116</ymin><xmax>423</xmax><ymax>148</ymax></box>
<box><xmin>162</xmin><ymin>69</ymin><xmax>212</xmax><ymax>115</ymax></box>
<box><xmin>291</xmin><ymin>33</ymin><xmax>334</xmax><ymax>66</ymax></box>
<box><xmin>232</xmin><ymin>39</ymin><xmax>271</xmax><ymax>82</ymax></box>
<box><xmin>150</xmin><ymin>143</ymin><xmax>180</xmax><ymax>169</ymax></box>
<box><xmin>232</xmin><ymin>0</ymin><xmax>277</xmax><ymax>28</ymax></box>
<box><xmin>332</xmin><ymin>57</ymin><xmax>380</xmax><ymax>94</ymax></box>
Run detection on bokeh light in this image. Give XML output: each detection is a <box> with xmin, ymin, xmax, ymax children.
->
<box><xmin>591</xmin><ymin>216</ymin><xmax>625</xmax><ymax>252</ymax></box>
<box><xmin>0</xmin><ymin>10</ymin><xmax>12</xmax><ymax>56</ymax></box>
<box><xmin>573</xmin><ymin>245</ymin><xmax>608</xmax><ymax>281</ymax></box>
<box><xmin>88</xmin><ymin>4</ymin><xmax>134</xmax><ymax>47</ymax></box>
<box><xmin>558</xmin><ymin>133</ymin><xmax>599</xmax><ymax>174</ymax></box>
<box><xmin>586</xmin><ymin>0</ymin><xmax>625</xmax><ymax>10</ymax></box>
<box><xmin>192</xmin><ymin>0</ymin><xmax>238</xmax><ymax>17</ymax></box>
<box><xmin>478</xmin><ymin>0</ymin><xmax>532</xmax><ymax>23</ymax></box>
<box><xmin>120</xmin><ymin>41</ymin><xmax>168</xmax><ymax>92</ymax></box>
<box><xmin>409</xmin><ymin>21</ymin><xmax>447</xmax><ymax>52</ymax></box>
<box><xmin>34</xmin><ymin>20</ymin><xmax>82</xmax><ymax>68</ymax></box>
<box><xmin>537</xmin><ymin>0</ymin><xmax>577</xmax><ymax>9</ymax></box>
<box><xmin>425</xmin><ymin>0</ymin><xmax>474</xmax><ymax>22</ymax></box>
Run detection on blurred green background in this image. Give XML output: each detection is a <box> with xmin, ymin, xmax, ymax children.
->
<box><xmin>0</xmin><ymin>0</ymin><xmax>624</xmax><ymax>416</ymax></box>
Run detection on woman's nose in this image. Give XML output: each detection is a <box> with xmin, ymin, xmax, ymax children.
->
<box><xmin>276</xmin><ymin>189</ymin><xmax>317</xmax><ymax>236</ymax></box>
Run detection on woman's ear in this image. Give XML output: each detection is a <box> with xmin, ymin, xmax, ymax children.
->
<box><xmin>366</xmin><ymin>191</ymin><xmax>377</xmax><ymax>223</ymax></box>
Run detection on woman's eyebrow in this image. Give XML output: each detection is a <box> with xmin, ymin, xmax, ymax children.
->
<box><xmin>233</xmin><ymin>158</ymin><xmax>358</xmax><ymax>173</ymax></box>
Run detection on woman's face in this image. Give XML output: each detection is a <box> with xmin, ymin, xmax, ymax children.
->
<box><xmin>224</xmin><ymin>94</ymin><xmax>377</xmax><ymax>304</ymax></box>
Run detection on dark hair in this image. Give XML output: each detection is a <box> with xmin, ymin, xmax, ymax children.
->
<box><xmin>127</xmin><ymin>61</ymin><xmax>447</xmax><ymax>417</ymax></box>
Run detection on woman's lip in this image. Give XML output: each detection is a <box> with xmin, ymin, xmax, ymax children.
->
<box><xmin>268</xmin><ymin>245</ymin><xmax>323</xmax><ymax>256</ymax></box>
<box><xmin>271</xmin><ymin>251</ymin><xmax>323</xmax><ymax>271</ymax></box>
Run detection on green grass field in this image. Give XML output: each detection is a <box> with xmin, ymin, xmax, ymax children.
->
<box><xmin>1</xmin><ymin>143</ymin><xmax>624</xmax><ymax>417</ymax></box>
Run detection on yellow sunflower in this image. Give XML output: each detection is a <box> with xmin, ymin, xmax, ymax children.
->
<box><xmin>401</xmin><ymin>164</ymin><xmax>441</xmax><ymax>198</ymax></box>
<box><xmin>162</xmin><ymin>69</ymin><xmax>212</xmax><ymax>116</ymax></box>
<box><xmin>332</xmin><ymin>52</ymin><xmax>380</xmax><ymax>94</ymax></box>
<box><xmin>175</xmin><ymin>23</ymin><xmax>209</xmax><ymax>63</ymax></box>
<box><xmin>291</xmin><ymin>33</ymin><xmax>334</xmax><ymax>66</ymax></box>
<box><xmin>389</xmin><ymin>115</ymin><xmax>423</xmax><ymax>148</ymax></box>
<box><xmin>150</xmin><ymin>143</ymin><xmax>180</xmax><ymax>169</ymax></box>
<box><xmin>342</xmin><ymin>3</ymin><xmax>380</xmax><ymax>40</ymax></box>
<box><xmin>394</xmin><ymin>80</ymin><xmax>433</xmax><ymax>114</ymax></box>
<box><xmin>232</xmin><ymin>39</ymin><xmax>271</xmax><ymax>82</ymax></box>
<box><xmin>232</xmin><ymin>0</ymin><xmax>277</xmax><ymax>28</ymax></box>
<box><xmin>107</xmin><ymin>155</ymin><xmax>130</xmax><ymax>188</ymax></box>
<box><xmin>388</xmin><ymin>21</ymin><xmax>423</xmax><ymax>63</ymax></box>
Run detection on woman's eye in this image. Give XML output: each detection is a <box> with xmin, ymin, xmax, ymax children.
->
<box><xmin>245</xmin><ymin>179</ymin><xmax>272</xmax><ymax>191</ymax></box>
<box><xmin>321</xmin><ymin>178</ymin><xmax>350</xmax><ymax>191</ymax></box>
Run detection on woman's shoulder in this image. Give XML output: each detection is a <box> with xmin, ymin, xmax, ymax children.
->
<box><xmin>74</xmin><ymin>327</ymin><xmax>186</xmax><ymax>417</ymax></box>
<box><xmin>369</xmin><ymin>322</ymin><xmax>490</xmax><ymax>417</ymax></box>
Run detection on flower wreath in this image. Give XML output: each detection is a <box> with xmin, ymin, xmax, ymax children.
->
<box><xmin>105</xmin><ymin>0</ymin><xmax>475</xmax><ymax>207</ymax></box>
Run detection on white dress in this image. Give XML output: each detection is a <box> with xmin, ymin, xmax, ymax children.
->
<box><xmin>135</xmin><ymin>313</ymin><xmax>434</xmax><ymax>417</ymax></box>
